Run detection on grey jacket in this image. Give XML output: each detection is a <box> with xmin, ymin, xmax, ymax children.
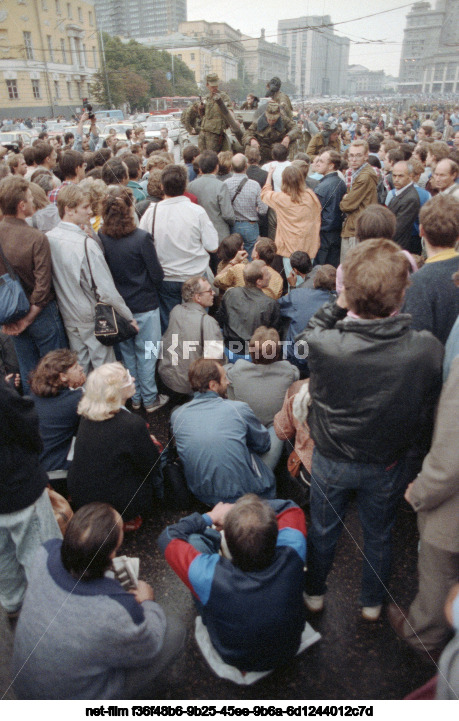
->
<box><xmin>47</xmin><ymin>221</ymin><xmax>133</xmax><ymax>326</ymax></box>
<box><xmin>189</xmin><ymin>174</ymin><xmax>235</xmax><ymax>242</ymax></box>
<box><xmin>158</xmin><ymin>301</ymin><xmax>223</xmax><ymax>394</ymax></box>
<box><xmin>409</xmin><ymin>357</ymin><xmax>459</xmax><ymax>553</ymax></box>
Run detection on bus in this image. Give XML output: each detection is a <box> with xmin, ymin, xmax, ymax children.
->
<box><xmin>149</xmin><ymin>96</ymin><xmax>200</xmax><ymax>114</ymax></box>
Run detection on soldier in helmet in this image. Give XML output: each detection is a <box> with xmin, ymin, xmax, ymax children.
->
<box><xmin>242</xmin><ymin>101</ymin><xmax>301</xmax><ymax>166</ymax></box>
<box><xmin>306</xmin><ymin>118</ymin><xmax>341</xmax><ymax>160</ymax></box>
<box><xmin>198</xmin><ymin>73</ymin><xmax>233</xmax><ymax>153</ymax></box>
<box><xmin>266</xmin><ymin>77</ymin><xmax>293</xmax><ymax>119</ymax></box>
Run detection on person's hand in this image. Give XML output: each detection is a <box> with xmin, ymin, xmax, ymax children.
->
<box><xmin>130</xmin><ymin>319</ymin><xmax>139</xmax><ymax>333</ymax></box>
<box><xmin>250</xmin><ymin>138</ymin><xmax>259</xmax><ymax>148</ymax></box>
<box><xmin>4</xmin><ymin>373</ymin><xmax>20</xmax><ymax>387</ymax></box>
<box><xmin>2</xmin><ymin>318</ymin><xmax>28</xmax><ymax>335</ymax></box>
<box><xmin>336</xmin><ymin>289</ymin><xmax>348</xmax><ymax>309</ymax></box>
<box><xmin>404</xmin><ymin>482</ymin><xmax>414</xmax><ymax>505</ymax></box>
<box><xmin>267</xmin><ymin>163</ymin><xmax>275</xmax><ymax>175</ymax></box>
<box><xmin>79</xmin><ymin>111</ymin><xmax>89</xmax><ymax>124</ymax></box>
<box><xmin>287</xmin><ymin>269</ymin><xmax>297</xmax><ymax>287</ymax></box>
<box><xmin>207</xmin><ymin>502</ymin><xmax>233</xmax><ymax>530</ymax></box>
<box><xmin>130</xmin><ymin>579</ymin><xmax>155</xmax><ymax>603</ymax></box>
<box><xmin>281</xmin><ymin>136</ymin><xmax>291</xmax><ymax>148</ymax></box>
<box><xmin>231</xmin><ymin>249</ymin><xmax>248</xmax><ymax>265</ymax></box>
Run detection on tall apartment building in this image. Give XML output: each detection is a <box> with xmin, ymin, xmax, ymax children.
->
<box><xmin>398</xmin><ymin>0</ymin><xmax>459</xmax><ymax>94</ymax></box>
<box><xmin>0</xmin><ymin>0</ymin><xmax>100</xmax><ymax>118</ymax></box>
<box><xmin>95</xmin><ymin>0</ymin><xmax>186</xmax><ymax>40</ymax></box>
<box><xmin>242</xmin><ymin>29</ymin><xmax>289</xmax><ymax>86</ymax></box>
<box><xmin>277</xmin><ymin>16</ymin><xmax>349</xmax><ymax>97</ymax></box>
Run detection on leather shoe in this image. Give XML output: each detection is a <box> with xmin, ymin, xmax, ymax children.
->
<box><xmin>387</xmin><ymin>603</ymin><xmax>409</xmax><ymax>640</ymax></box>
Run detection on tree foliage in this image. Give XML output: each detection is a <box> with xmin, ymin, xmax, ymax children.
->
<box><xmin>91</xmin><ymin>34</ymin><xmax>199</xmax><ymax>110</ymax></box>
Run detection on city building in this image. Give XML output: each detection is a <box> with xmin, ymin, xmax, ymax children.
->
<box><xmin>138</xmin><ymin>32</ymin><xmax>237</xmax><ymax>86</ymax></box>
<box><xmin>179</xmin><ymin>20</ymin><xmax>245</xmax><ymax>61</ymax></box>
<box><xmin>241</xmin><ymin>29</ymin><xmax>289</xmax><ymax>87</ymax></box>
<box><xmin>277</xmin><ymin>15</ymin><xmax>349</xmax><ymax>97</ymax></box>
<box><xmin>398</xmin><ymin>0</ymin><xmax>459</xmax><ymax>94</ymax></box>
<box><xmin>0</xmin><ymin>0</ymin><xmax>100</xmax><ymax>118</ymax></box>
<box><xmin>346</xmin><ymin>65</ymin><xmax>385</xmax><ymax>96</ymax></box>
<box><xmin>94</xmin><ymin>0</ymin><xmax>186</xmax><ymax>40</ymax></box>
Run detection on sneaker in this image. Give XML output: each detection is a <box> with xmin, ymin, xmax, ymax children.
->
<box><xmin>362</xmin><ymin>605</ymin><xmax>382</xmax><ymax>621</ymax></box>
<box><xmin>131</xmin><ymin>401</ymin><xmax>141</xmax><ymax>411</ymax></box>
<box><xmin>303</xmin><ymin>593</ymin><xmax>324</xmax><ymax>612</ymax></box>
<box><xmin>145</xmin><ymin>394</ymin><xmax>169</xmax><ymax>414</ymax></box>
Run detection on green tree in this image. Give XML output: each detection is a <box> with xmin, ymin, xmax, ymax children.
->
<box><xmin>91</xmin><ymin>33</ymin><xmax>199</xmax><ymax>109</ymax></box>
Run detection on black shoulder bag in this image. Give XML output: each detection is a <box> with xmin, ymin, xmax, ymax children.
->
<box><xmin>84</xmin><ymin>237</ymin><xmax>137</xmax><ymax>347</ymax></box>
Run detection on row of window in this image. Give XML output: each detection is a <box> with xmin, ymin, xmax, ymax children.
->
<box><xmin>22</xmin><ymin>31</ymin><xmax>97</xmax><ymax>67</ymax></box>
<box><xmin>41</xmin><ymin>0</ymin><xmax>94</xmax><ymax>25</ymax></box>
<box><xmin>5</xmin><ymin>77</ymin><xmax>91</xmax><ymax>101</ymax></box>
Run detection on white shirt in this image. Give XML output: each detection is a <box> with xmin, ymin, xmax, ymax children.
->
<box><xmin>139</xmin><ymin>196</ymin><xmax>218</xmax><ymax>282</ymax></box>
<box><xmin>164</xmin><ymin>137</ymin><xmax>174</xmax><ymax>153</ymax></box>
<box><xmin>262</xmin><ymin>160</ymin><xmax>291</xmax><ymax>191</ymax></box>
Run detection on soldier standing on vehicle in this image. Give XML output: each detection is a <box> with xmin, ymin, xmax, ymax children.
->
<box><xmin>266</xmin><ymin>77</ymin><xmax>293</xmax><ymax>119</ymax></box>
<box><xmin>198</xmin><ymin>73</ymin><xmax>233</xmax><ymax>153</ymax></box>
<box><xmin>242</xmin><ymin>102</ymin><xmax>301</xmax><ymax>166</ymax></box>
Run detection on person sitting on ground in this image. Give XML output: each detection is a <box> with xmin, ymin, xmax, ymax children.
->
<box><xmin>217</xmin><ymin>260</ymin><xmax>283</xmax><ymax>361</ymax></box>
<box><xmin>214</xmin><ymin>232</ymin><xmax>247</xmax><ymax>278</ymax></box>
<box><xmin>30</xmin><ymin>349</ymin><xmax>85</xmax><ymax>474</ymax></box>
<box><xmin>171</xmin><ymin>358</ymin><xmax>276</xmax><ymax>506</ymax></box>
<box><xmin>13</xmin><ymin>502</ymin><xmax>185</xmax><ymax>699</ymax></box>
<box><xmin>225</xmin><ymin>326</ymin><xmax>299</xmax><ymax>469</ymax></box>
<box><xmin>215</xmin><ymin>236</ymin><xmax>282</xmax><ymax>300</ymax></box>
<box><xmin>158</xmin><ymin>276</ymin><xmax>223</xmax><ymax>399</ymax></box>
<box><xmin>67</xmin><ymin>363</ymin><xmax>163</xmax><ymax>523</ymax></box>
<box><xmin>158</xmin><ymin>494</ymin><xmax>308</xmax><ymax>676</ymax></box>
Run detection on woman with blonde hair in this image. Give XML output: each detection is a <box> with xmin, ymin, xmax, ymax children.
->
<box><xmin>78</xmin><ymin>178</ymin><xmax>108</xmax><ymax>233</ymax></box>
<box><xmin>261</xmin><ymin>164</ymin><xmax>321</xmax><ymax>278</ymax></box>
<box><xmin>67</xmin><ymin>362</ymin><xmax>162</xmax><ymax>525</ymax></box>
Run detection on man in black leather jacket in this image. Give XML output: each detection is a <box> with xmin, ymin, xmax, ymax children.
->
<box><xmin>296</xmin><ymin>238</ymin><xmax>443</xmax><ymax>622</ymax></box>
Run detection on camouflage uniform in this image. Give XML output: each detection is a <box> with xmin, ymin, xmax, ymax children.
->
<box><xmin>306</xmin><ymin>132</ymin><xmax>341</xmax><ymax>160</ymax></box>
<box><xmin>242</xmin><ymin>110</ymin><xmax>301</xmax><ymax>166</ymax></box>
<box><xmin>181</xmin><ymin>104</ymin><xmax>201</xmax><ymax>135</ymax></box>
<box><xmin>270</xmin><ymin>90</ymin><xmax>293</xmax><ymax>118</ymax></box>
<box><xmin>198</xmin><ymin>91</ymin><xmax>233</xmax><ymax>153</ymax></box>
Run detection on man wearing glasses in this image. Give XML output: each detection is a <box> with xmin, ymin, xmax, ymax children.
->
<box><xmin>340</xmin><ymin>140</ymin><xmax>378</xmax><ymax>262</ymax></box>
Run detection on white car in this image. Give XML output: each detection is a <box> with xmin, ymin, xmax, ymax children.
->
<box><xmin>143</xmin><ymin>120</ymin><xmax>179</xmax><ymax>143</ymax></box>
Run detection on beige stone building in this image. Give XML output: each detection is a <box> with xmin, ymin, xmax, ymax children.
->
<box><xmin>242</xmin><ymin>30</ymin><xmax>289</xmax><ymax>86</ymax></box>
<box><xmin>0</xmin><ymin>0</ymin><xmax>100</xmax><ymax>118</ymax></box>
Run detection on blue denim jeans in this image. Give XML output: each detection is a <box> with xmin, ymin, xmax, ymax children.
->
<box><xmin>13</xmin><ymin>300</ymin><xmax>67</xmax><ymax>394</ymax></box>
<box><xmin>159</xmin><ymin>280</ymin><xmax>183</xmax><ymax>334</ymax></box>
<box><xmin>0</xmin><ymin>489</ymin><xmax>61</xmax><ymax>613</ymax></box>
<box><xmin>305</xmin><ymin>448</ymin><xmax>407</xmax><ymax>606</ymax></box>
<box><xmin>232</xmin><ymin>221</ymin><xmax>259</xmax><ymax>260</ymax></box>
<box><xmin>118</xmin><ymin>308</ymin><xmax>161</xmax><ymax>407</ymax></box>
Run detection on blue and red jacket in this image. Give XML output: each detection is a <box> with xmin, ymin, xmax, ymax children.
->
<box><xmin>158</xmin><ymin>499</ymin><xmax>307</xmax><ymax>672</ymax></box>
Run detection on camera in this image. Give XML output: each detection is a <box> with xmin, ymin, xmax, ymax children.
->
<box><xmin>82</xmin><ymin>98</ymin><xmax>95</xmax><ymax>120</ymax></box>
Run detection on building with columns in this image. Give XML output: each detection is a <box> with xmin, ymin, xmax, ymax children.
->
<box><xmin>241</xmin><ymin>29</ymin><xmax>289</xmax><ymax>86</ymax></box>
<box><xmin>0</xmin><ymin>0</ymin><xmax>101</xmax><ymax>118</ymax></box>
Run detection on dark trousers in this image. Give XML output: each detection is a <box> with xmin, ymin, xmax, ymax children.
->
<box><xmin>314</xmin><ymin>230</ymin><xmax>342</xmax><ymax>268</ymax></box>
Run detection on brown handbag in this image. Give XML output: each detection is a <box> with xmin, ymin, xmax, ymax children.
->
<box><xmin>287</xmin><ymin>449</ymin><xmax>302</xmax><ymax>477</ymax></box>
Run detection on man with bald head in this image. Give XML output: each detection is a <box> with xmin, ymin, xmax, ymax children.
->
<box><xmin>224</xmin><ymin>153</ymin><xmax>268</xmax><ymax>258</ymax></box>
<box><xmin>387</xmin><ymin>160</ymin><xmax>421</xmax><ymax>252</ymax></box>
<box><xmin>434</xmin><ymin>158</ymin><xmax>459</xmax><ymax>201</ymax></box>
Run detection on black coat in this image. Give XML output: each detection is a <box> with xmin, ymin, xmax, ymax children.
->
<box><xmin>67</xmin><ymin>409</ymin><xmax>162</xmax><ymax>519</ymax></box>
<box><xmin>296</xmin><ymin>302</ymin><xmax>444</xmax><ymax>464</ymax></box>
<box><xmin>0</xmin><ymin>379</ymin><xmax>48</xmax><ymax>513</ymax></box>
<box><xmin>388</xmin><ymin>183</ymin><xmax>421</xmax><ymax>251</ymax></box>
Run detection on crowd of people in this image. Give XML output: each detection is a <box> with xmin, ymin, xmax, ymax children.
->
<box><xmin>0</xmin><ymin>81</ymin><xmax>459</xmax><ymax>701</ymax></box>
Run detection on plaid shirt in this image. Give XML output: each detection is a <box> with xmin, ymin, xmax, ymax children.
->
<box><xmin>48</xmin><ymin>180</ymin><xmax>74</xmax><ymax>205</ymax></box>
<box><xmin>223</xmin><ymin>174</ymin><xmax>268</xmax><ymax>222</ymax></box>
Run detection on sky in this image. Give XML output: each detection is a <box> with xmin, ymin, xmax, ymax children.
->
<box><xmin>187</xmin><ymin>0</ymin><xmax>417</xmax><ymax>77</ymax></box>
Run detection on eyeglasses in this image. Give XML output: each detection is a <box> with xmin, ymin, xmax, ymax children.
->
<box><xmin>196</xmin><ymin>289</ymin><xmax>214</xmax><ymax>295</ymax></box>
<box><xmin>120</xmin><ymin>370</ymin><xmax>134</xmax><ymax>389</ymax></box>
